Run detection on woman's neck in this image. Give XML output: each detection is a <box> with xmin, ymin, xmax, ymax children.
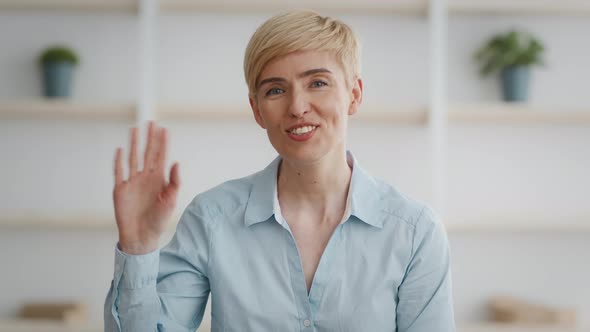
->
<box><xmin>277</xmin><ymin>149</ymin><xmax>352</xmax><ymax>224</ymax></box>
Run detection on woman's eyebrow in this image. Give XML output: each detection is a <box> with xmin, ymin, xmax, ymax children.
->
<box><xmin>298</xmin><ymin>68</ymin><xmax>332</xmax><ymax>78</ymax></box>
<box><xmin>258</xmin><ymin>68</ymin><xmax>333</xmax><ymax>89</ymax></box>
<box><xmin>258</xmin><ymin>77</ymin><xmax>285</xmax><ymax>89</ymax></box>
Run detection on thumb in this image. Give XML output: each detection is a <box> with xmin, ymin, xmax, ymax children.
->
<box><xmin>162</xmin><ymin>162</ymin><xmax>180</xmax><ymax>202</ymax></box>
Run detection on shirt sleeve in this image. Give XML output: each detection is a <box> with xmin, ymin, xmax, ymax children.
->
<box><xmin>396</xmin><ymin>205</ymin><xmax>456</xmax><ymax>332</ymax></box>
<box><xmin>104</xmin><ymin>198</ymin><xmax>212</xmax><ymax>332</ymax></box>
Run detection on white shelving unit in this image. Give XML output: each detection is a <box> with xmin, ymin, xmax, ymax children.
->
<box><xmin>1</xmin><ymin>0</ymin><xmax>589</xmax><ymax>232</ymax></box>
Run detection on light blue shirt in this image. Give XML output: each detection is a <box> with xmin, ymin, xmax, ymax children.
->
<box><xmin>104</xmin><ymin>151</ymin><xmax>455</xmax><ymax>332</ymax></box>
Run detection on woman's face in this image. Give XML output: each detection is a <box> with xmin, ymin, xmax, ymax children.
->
<box><xmin>249</xmin><ymin>50</ymin><xmax>362</xmax><ymax>165</ymax></box>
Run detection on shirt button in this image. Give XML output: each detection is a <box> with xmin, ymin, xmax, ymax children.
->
<box><xmin>303</xmin><ymin>319</ymin><xmax>311</xmax><ymax>327</ymax></box>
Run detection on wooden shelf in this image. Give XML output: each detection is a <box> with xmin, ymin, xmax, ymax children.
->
<box><xmin>0</xmin><ymin>320</ymin><xmax>101</xmax><ymax>332</ymax></box>
<box><xmin>445</xmin><ymin>217</ymin><xmax>590</xmax><ymax>233</ymax></box>
<box><xmin>160</xmin><ymin>0</ymin><xmax>428</xmax><ymax>15</ymax></box>
<box><xmin>457</xmin><ymin>323</ymin><xmax>582</xmax><ymax>332</ymax></box>
<box><xmin>0</xmin><ymin>101</ymin><xmax>426</xmax><ymax>124</ymax></box>
<box><xmin>0</xmin><ymin>215</ymin><xmax>116</xmax><ymax>230</ymax></box>
<box><xmin>0</xmin><ymin>0</ymin><xmax>137</xmax><ymax>12</ymax></box>
<box><xmin>354</xmin><ymin>106</ymin><xmax>429</xmax><ymax>124</ymax></box>
<box><xmin>157</xmin><ymin>105</ymin><xmax>429</xmax><ymax>124</ymax></box>
<box><xmin>449</xmin><ymin>0</ymin><xmax>590</xmax><ymax>16</ymax></box>
<box><xmin>0</xmin><ymin>100</ymin><xmax>136</xmax><ymax>122</ymax></box>
<box><xmin>0</xmin><ymin>214</ymin><xmax>182</xmax><ymax>231</ymax></box>
<box><xmin>4</xmin><ymin>0</ymin><xmax>589</xmax><ymax>17</ymax></box>
<box><xmin>2</xmin><ymin>213</ymin><xmax>589</xmax><ymax>233</ymax></box>
<box><xmin>449</xmin><ymin>103</ymin><xmax>590</xmax><ymax>125</ymax></box>
<box><xmin>4</xmin><ymin>101</ymin><xmax>589</xmax><ymax>126</ymax></box>
<box><xmin>0</xmin><ymin>321</ymin><xmax>580</xmax><ymax>332</ymax></box>
<box><xmin>157</xmin><ymin>105</ymin><xmax>252</xmax><ymax>121</ymax></box>
<box><xmin>0</xmin><ymin>0</ymin><xmax>427</xmax><ymax>15</ymax></box>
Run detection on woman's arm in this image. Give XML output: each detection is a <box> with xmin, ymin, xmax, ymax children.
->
<box><xmin>104</xmin><ymin>200</ymin><xmax>212</xmax><ymax>332</ymax></box>
<box><xmin>396</xmin><ymin>206</ymin><xmax>456</xmax><ymax>332</ymax></box>
<box><xmin>105</xmin><ymin>121</ymin><xmax>212</xmax><ymax>331</ymax></box>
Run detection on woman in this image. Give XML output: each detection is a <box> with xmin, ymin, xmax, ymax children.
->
<box><xmin>104</xmin><ymin>10</ymin><xmax>455</xmax><ymax>332</ymax></box>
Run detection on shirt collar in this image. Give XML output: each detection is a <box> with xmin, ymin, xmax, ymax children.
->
<box><xmin>244</xmin><ymin>151</ymin><xmax>384</xmax><ymax>228</ymax></box>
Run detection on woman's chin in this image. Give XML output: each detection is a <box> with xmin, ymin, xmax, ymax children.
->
<box><xmin>278</xmin><ymin>146</ymin><xmax>323</xmax><ymax>163</ymax></box>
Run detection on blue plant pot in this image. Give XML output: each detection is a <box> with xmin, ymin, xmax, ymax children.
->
<box><xmin>500</xmin><ymin>65</ymin><xmax>530</xmax><ymax>102</ymax></box>
<box><xmin>42</xmin><ymin>61</ymin><xmax>74</xmax><ymax>98</ymax></box>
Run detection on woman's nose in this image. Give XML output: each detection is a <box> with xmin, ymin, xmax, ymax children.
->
<box><xmin>287</xmin><ymin>90</ymin><xmax>310</xmax><ymax>118</ymax></box>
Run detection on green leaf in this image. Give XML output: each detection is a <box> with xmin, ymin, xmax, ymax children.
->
<box><xmin>39</xmin><ymin>46</ymin><xmax>79</xmax><ymax>66</ymax></box>
<box><xmin>474</xmin><ymin>29</ymin><xmax>544</xmax><ymax>77</ymax></box>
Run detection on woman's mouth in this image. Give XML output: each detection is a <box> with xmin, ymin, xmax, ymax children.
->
<box><xmin>287</xmin><ymin>125</ymin><xmax>318</xmax><ymax>142</ymax></box>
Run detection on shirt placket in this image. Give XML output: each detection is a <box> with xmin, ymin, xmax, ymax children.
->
<box><xmin>281</xmin><ymin>219</ymin><xmax>344</xmax><ymax>332</ymax></box>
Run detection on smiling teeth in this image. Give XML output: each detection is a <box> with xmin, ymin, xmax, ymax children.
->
<box><xmin>290</xmin><ymin>126</ymin><xmax>316</xmax><ymax>135</ymax></box>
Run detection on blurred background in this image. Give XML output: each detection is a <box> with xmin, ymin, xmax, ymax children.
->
<box><xmin>0</xmin><ymin>0</ymin><xmax>589</xmax><ymax>331</ymax></box>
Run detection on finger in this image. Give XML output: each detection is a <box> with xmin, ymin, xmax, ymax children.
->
<box><xmin>169</xmin><ymin>162</ymin><xmax>180</xmax><ymax>188</ymax></box>
<box><xmin>147</xmin><ymin>127</ymin><xmax>162</xmax><ymax>172</ymax></box>
<box><xmin>129</xmin><ymin>127</ymin><xmax>138</xmax><ymax>177</ymax></box>
<box><xmin>154</xmin><ymin>127</ymin><xmax>167</xmax><ymax>172</ymax></box>
<box><xmin>114</xmin><ymin>147</ymin><xmax>124</xmax><ymax>185</ymax></box>
<box><xmin>143</xmin><ymin>121</ymin><xmax>156</xmax><ymax>171</ymax></box>
<box><xmin>162</xmin><ymin>162</ymin><xmax>181</xmax><ymax>202</ymax></box>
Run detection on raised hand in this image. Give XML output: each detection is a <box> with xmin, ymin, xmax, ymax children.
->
<box><xmin>113</xmin><ymin>121</ymin><xmax>180</xmax><ymax>255</ymax></box>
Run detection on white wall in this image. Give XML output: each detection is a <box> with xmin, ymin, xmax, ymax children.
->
<box><xmin>449</xmin><ymin>231</ymin><xmax>590</xmax><ymax>326</ymax></box>
<box><xmin>0</xmin><ymin>9</ymin><xmax>589</xmax><ymax>329</ymax></box>
<box><xmin>0</xmin><ymin>11</ymin><xmax>138</xmax><ymax>102</ymax></box>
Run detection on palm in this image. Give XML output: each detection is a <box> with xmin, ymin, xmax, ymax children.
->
<box><xmin>114</xmin><ymin>171</ymin><xmax>170</xmax><ymax>239</ymax></box>
<box><xmin>113</xmin><ymin>121</ymin><xmax>180</xmax><ymax>254</ymax></box>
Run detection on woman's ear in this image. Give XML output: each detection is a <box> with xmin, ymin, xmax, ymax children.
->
<box><xmin>249</xmin><ymin>96</ymin><xmax>266</xmax><ymax>129</ymax></box>
<box><xmin>348</xmin><ymin>78</ymin><xmax>363</xmax><ymax>116</ymax></box>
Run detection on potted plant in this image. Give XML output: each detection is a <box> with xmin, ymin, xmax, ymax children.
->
<box><xmin>474</xmin><ymin>30</ymin><xmax>544</xmax><ymax>102</ymax></box>
<box><xmin>38</xmin><ymin>45</ymin><xmax>79</xmax><ymax>98</ymax></box>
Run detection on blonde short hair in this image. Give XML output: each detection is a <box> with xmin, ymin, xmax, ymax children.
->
<box><xmin>243</xmin><ymin>10</ymin><xmax>361</xmax><ymax>98</ymax></box>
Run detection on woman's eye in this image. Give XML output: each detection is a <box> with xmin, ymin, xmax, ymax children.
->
<box><xmin>311</xmin><ymin>80</ymin><xmax>328</xmax><ymax>88</ymax></box>
<box><xmin>265</xmin><ymin>87</ymin><xmax>284</xmax><ymax>96</ymax></box>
